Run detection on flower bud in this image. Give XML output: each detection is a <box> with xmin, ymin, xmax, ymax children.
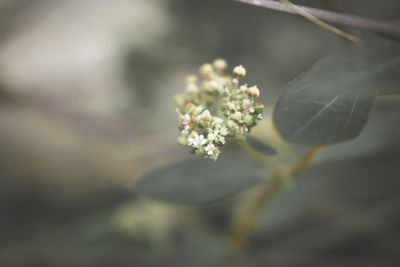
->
<box><xmin>235</xmin><ymin>94</ymin><xmax>243</xmax><ymax>100</ymax></box>
<box><xmin>234</xmin><ymin>133</ymin><xmax>246</xmax><ymax>142</ymax></box>
<box><xmin>213</xmin><ymin>116</ymin><xmax>223</xmax><ymax>125</ymax></box>
<box><xmin>173</xmin><ymin>94</ymin><xmax>186</xmax><ymax>107</ymax></box>
<box><xmin>254</xmin><ymin>102</ymin><xmax>264</xmax><ymax>113</ymax></box>
<box><xmin>226</xmin><ymin>120</ymin><xmax>235</xmax><ymax>129</ymax></box>
<box><xmin>232</xmin><ymin>78</ymin><xmax>239</xmax><ymax>86</ymax></box>
<box><xmin>185</xmin><ymin>102</ymin><xmax>196</xmax><ymax>113</ymax></box>
<box><xmin>200</xmin><ymin>63</ymin><xmax>213</xmax><ymax>77</ymax></box>
<box><xmin>242</xmin><ymin>99</ymin><xmax>251</xmax><ymax>107</ymax></box>
<box><xmin>200</xmin><ymin>110</ymin><xmax>212</xmax><ymax>122</ymax></box>
<box><xmin>213</xmin><ymin>58</ymin><xmax>227</xmax><ymax>71</ymax></box>
<box><xmin>220</xmin><ymin>126</ymin><xmax>228</xmax><ymax>136</ymax></box>
<box><xmin>195</xmin><ymin>147</ymin><xmax>206</xmax><ymax>157</ymax></box>
<box><xmin>208</xmin><ymin>80</ymin><xmax>221</xmax><ymax>92</ymax></box>
<box><xmin>232</xmin><ymin>111</ymin><xmax>242</xmax><ymax>121</ymax></box>
<box><xmin>233</xmin><ymin>65</ymin><xmax>246</xmax><ymax>77</ymax></box>
<box><xmin>185</xmin><ymin>75</ymin><xmax>198</xmax><ymax>84</ymax></box>
<box><xmin>227</xmin><ymin>102</ymin><xmax>235</xmax><ymax>110</ymax></box>
<box><xmin>177</xmin><ymin>136</ymin><xmax>187</xmax><ymax>146</ymax></box>
<box><xmin>247</xmin><ymin>86</ymin><xmax>260</xmax><ymax>98</ymax></box>
<box><xmin>243</xmin><ymin>114</ymin><xmax>254</xmax><ymax>126</ymax></box>
<box><xmin>186</xmin><ymin>83</ymin><xmax>199</xmax><ymax>95</ymax></box>
<box><xmin>207</xmin><ymin>133</ymin><xmax>216</xmax><ymax>142</ymax></box>
<box><xmin>239</xmin><ymin>85</ymin><xmax>247</xmax><ymax>93</ymax></box>
<box><xmin>194</xmin><ymin>105</ymin><xmax>204</xmax><ymax>114</ymax></box>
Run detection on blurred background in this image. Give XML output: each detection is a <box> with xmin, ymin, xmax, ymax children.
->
<box><xmin>0</xmin><ymin>0</ymin><xmax>399</xmax><ymax>266</ymax></box>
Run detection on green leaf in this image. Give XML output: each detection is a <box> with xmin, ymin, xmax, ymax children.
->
<box><xmin>273</xmin><ymin>35</ymin><xmax>400</xmax><ymax>145</ymax></box>
<box><xmin>246</xmin><ymin>135</ymin><xmax>278</xmax><ymax>155</ymax></box>
<box><xmin>133</xmin><ymin>154</ymin><xmax>267</xmax><ymax>205</ymax></box>
<box><xmin>317</xmin><ymin>96</ymin><xmax>400</xmax><ymax>163</ymax></box>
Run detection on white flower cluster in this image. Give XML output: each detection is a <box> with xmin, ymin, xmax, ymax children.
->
<box><xmin>174</xmin><ymin>59</ymin><xmax>264</xmax><ymax>160</ymax></box>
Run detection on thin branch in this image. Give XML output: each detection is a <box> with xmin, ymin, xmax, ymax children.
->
<box><xmin>278</xmin><ymin>0</ymin><xmax>359</xmax><ymax>42</ymax></box>
<box><xmin>291</xmin><ymin>145</ymin><xmax>323</xmax><ymax>176</ymax></box>
<box><xmin>228</xmin><ymin>173</ymin><xmax>279</xmax><ymax>251</ymax></box>
<box><xmin>240</xmin><ymin>142</ymin><xmax>276</xmax><ymax>169</ymax></box>
<box><xmin>233</xmin><ymin>0</ymin><xmax>400</xmax><ymax>38</ymax></box>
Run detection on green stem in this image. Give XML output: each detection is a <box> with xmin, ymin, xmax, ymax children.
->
<box><xmin>240</xmin><ymin>142</ymin><xmax>276</xmax><ymax>170</ymax></box>
<box><xmin>291</xmin><ymin>145</ymin><xmax>324</xmax><ymax>176</ymax></box>
<box><xmin>227</xmin><ymin>145</ymin><xmax>323</xmax><ymax>252</ymax></box>
<box><xmin>227</xmin><ymin>170</ymin><xmax>280</xmax><ymax>252</ymax></box>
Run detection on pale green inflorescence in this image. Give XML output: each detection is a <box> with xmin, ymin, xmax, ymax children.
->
<box><xmin>174</xmin><ymin>59</ymin><xmax>264</xmax><ymax>160</ymax></box>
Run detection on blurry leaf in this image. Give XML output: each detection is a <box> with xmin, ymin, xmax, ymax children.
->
<box><xmin>317</xmin><ymin>96</ymin><xmax>400</xmax><ymax>163</ymax></box>
<box><xmin>240</xmin><ymin>151</ymin><xmax>400</xmax><ymax>266</ymax></box>
<box><xmin>133</xmin><ymin>154</ymin><xmax>267</xmax><ymax>205</ymax></box>
<box><xmin>273</xmin><ymin>35</ymin><xmax>400</xmax><ymax>145</ymax></box>
<box><xmin>246</xmin><ymin>135</ymin><xmax>278</xmax><ymax>155</ymax></box>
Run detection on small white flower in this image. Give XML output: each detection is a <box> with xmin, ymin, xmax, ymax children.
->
<box><xmin>249</xmin><ymin>107</ymin><xmax>255</xmax><ymax>113</ymax></box>
<box><xmin>189</xmin><ymin>134</ymin><xmax>207</xmax><ymax>148</ymax></box>
<box><xmin>198</xmin><ymin>134</ymin><xmax>207</xmax><ymax>145</ymax></box>
<box><xmin>188</xmin><ymin>136</ymin><xmax>196</xmax><ymax>147</ymax></box>
<box><xmin>181</xmin><ymin>125</ymin><xmax>190</xmax><ymax>134</ymax></box>
<box><xmin>212</xmin><ymin>124</ymin><xmax>221</xmax><ymax>135</ymax></box>
<box><xmin>257</xmin><ymin>113</ymin><xmax>263</xmax><ymax>119</ymax></box>
<box><xmin>182</xmin><ymin>113</ymin><xmax>192</xmax><ymax>126</ymax></box>
<box><xmin>205</xmin><ymin>143</ymin><xmax>216</xmax><ymax>155</ymax></box>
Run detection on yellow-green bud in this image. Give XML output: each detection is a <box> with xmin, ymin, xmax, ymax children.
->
<box><xmin>226</xmin><ymin>120</ymin><xmax>235</xmax><ymax>129</ymax></box>
<box><xmin>247</xmin><ymin>86</ymin><xmax>260</xmax><ymax>98</ymax></box>
<box><xmin>195</xmin><ymin>147</ymin><xmax>206</xmax><ymax>157</ymax></box>
<box><xmin>200</xmin><ymin>63</ymin><xmax>213</xmax><ymax>77</ymax></box>
<box><xmin>177</xmin><ymin>136</ymin><xmax>187</xmax><ymax>146</ymax></box>
<box><xmin>243</xmin><ymin>114</ymin><xmax>254</xmax><ymax>126</ymax></box>
<box><xmin>213</xmin><ymin>58</ymin><xmax>227</xmax><ymax>71</ymax></box>
<box><xmin>213</xmin><ymin>116</ymin><xmax>223</xmax><ymax>125</ymax></box>
<box><xmin>239</xmin><ymin>85</ymin><xmax>247</xmax><ymax>93</ymax></box>
<box><xmin>174</xmin><ymin>94</ymin><xmax>186</xmax><ymax>107</ymax></box>
<box><xmin>234</xmin><ymin>133</ymin><xmax>246</xmax><ymax>142</ymax></box>
<box><xmin>194</xmin><ymin>105</ymin><xmax>204</xmax><ymax>114</ymax></box>
<box><xmin>186</xmin><ymin>83</ymin><xmax>199</xmax><ymax>95</ymax></box>
<box><xmin>200</xmin><ymin>110</ymin><xmax>212</xmax><ymax>122</ymax></box>
<box><xmin>233</xmin><ymin>65</ymin><xmax>246</xmax><ymax>77</ymax></box>
<box><xmin>254</xmin><ymin>102</ymin><xmax>264</xmax><ymax>113</ymax></box>
<box><xmin>220</xmin><ymin>126</ymin><xmax>228</xmax><ymax>136</ymax></box>
<box><xmin>242</xmin><ymin>99</ymin><xmax>249</xmax><ymax>106</ymax></box>
<box><xmin>207</xmin><ymin>133</ymin><xmax>216</xmax><ymax>142</ymax></box>
<box><xmin>227</xmin><ymin>102</ymin><xmax>235</xmax><ymax>110</ymax></box>
<box><xmin>232</xmin><ymin>111</ymin><xmax>242</xmax><ymax>121</ymax></box>
<box><xmin>185</xmin><ymin>75</ymin><xmax>198</xmax><ymax>84</ymax></box>
<box><xmin>208</xmin><ymin>80</ymin><xmax>221</xmax><ymax>92</ymax></box>
<box><xmin>185</xmin><ymin>102</ymin><xmax>196</xmax><ymax>113</ymax></box>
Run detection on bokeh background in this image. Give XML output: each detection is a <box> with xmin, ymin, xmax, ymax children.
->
<box><xmin>0</xmin><ymin>0</ymin><xmax>399</xmax><ymax>266</ymax></box>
